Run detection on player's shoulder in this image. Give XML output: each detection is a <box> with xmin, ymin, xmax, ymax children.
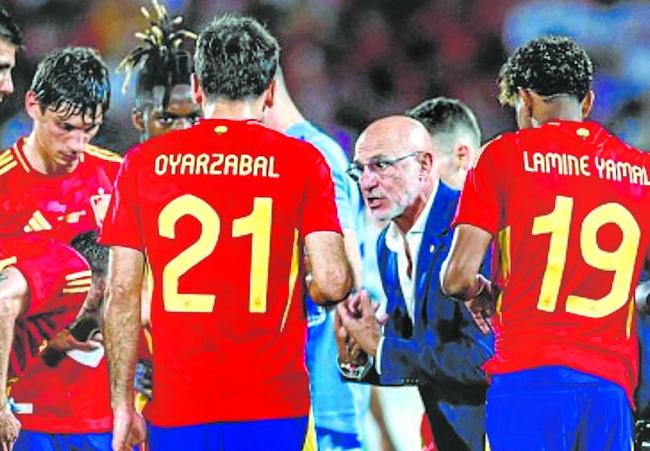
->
<box><xmin>472</xmin><ymin>131</ymin><xmax>519</xmax><ymax>169</ymax></box>
<box><xmin>288</xmin><ymin>122</ymin><xmax>349</xmax><ymax>173</ymax></box>
<box><xmin>248</xmin><ymin>121</ymin><xmax>328</xmax><ymax>163</ymax></box>
<box><xmin>0</xmin><ymin>139</ymin><xmax>30</xmax><ymax>178</ymax></box>
<box><xmin>84</xmin><ymin>144</ymin><xmax>123</xmax><ymax>166</ymax></box>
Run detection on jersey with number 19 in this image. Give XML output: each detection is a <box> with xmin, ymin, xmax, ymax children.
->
<box><xmin>454</xmin><ymin>120</ymin><xmax>650</xmax><ymax>404</ymax></box>
<box><xmin>100</xmin><ymin>119</ymin><xmax>342</xmax><ymax>427</ymax></box>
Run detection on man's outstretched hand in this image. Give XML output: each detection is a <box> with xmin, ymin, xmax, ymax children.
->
<box><xmin>336</xmin><ymin>291</ymin><xmax>388</xmax><ymax>358</ymax></box>
<box><xmin>0</xmin><ymin>410</ymin><xmax>20</xmax><ymax>451</ymax></box>
<box><xmin>464</xmin><ymin>274</ymin><xmax>499</xmax><ymax>335</ymax></box>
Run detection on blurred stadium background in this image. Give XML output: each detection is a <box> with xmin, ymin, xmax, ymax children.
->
<box><xmin>2</xmin><ymin>0</ymin><xmax>650</xmax><ymax>155</ymax></box>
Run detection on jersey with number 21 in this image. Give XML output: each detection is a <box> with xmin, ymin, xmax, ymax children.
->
<box><xmin>100</xmin><ymin>119</ymin><xmax>342</xmax><ymax>427</ymax></box>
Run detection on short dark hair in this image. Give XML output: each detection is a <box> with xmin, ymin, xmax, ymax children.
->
<box><xmin>498</xmin><ymin>36</ymin><xmax>593</xmax><ymax>107</ymax></box>
<box><xmin>406</xmin><ymin>97</ymin><xmax>481</xmax><ymax>152</ymax></box>
<box><xmin>118</xmin><ymin>0</ymin><xmax>196</xmax><ymax>111</ymax></box>
<box><xmin>0</xmin><ymin>6</ymin><xmax>21</xmax><ymax>47</ymax></box>
<box><xmin>70</xmin><ymin>231</ymin><xmax>108</xmax><ymax>277</ymax></box>
<box><xmin>30</xmin><ymin>47</ymin><xmax>110</xmax><ymax>120</ymax></box>
<box><xmin>195</xmin><ymin>15</ymin><xmax>279</xmax><ymax>101</ymax></box>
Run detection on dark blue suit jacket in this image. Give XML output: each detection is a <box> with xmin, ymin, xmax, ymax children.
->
<box><xmin>375</xmin><ymin>182</ymin><xmax>493</xmax><ymax>451</ymax></box>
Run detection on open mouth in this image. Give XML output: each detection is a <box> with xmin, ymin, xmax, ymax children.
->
<box><xmin>365</xmin><ymin>196</ymin><xmax>384</xmax><ymax>209</ymax></box>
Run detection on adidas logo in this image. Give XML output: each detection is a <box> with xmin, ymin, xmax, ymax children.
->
<box><xmin>63</xmin><ymin>270</ymin><xmax>92</xmax><ymax>294</ymax></box>
<box><xmin>23</xmin><ymin>210</ymin><xmax>52</xmax><ymax>233</ymax></box>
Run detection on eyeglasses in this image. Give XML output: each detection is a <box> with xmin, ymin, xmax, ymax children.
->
<box><xmin>346</xmin><ymin>151</ymin><xmax>420</xmax><ymax>182</ymax></box>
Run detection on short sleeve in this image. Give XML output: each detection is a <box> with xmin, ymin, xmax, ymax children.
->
<box><xmin>99</xmin><ymin>149</ymin><xmax>145</xmax><ymax>250</ymax></box>
<box><xmin>453</xmin><ymin>136</ymin><xmax>512</xmax><ymax>236</ymax></box>
<box><xmin>300</xmin><ymin>146</ymin><xmax>343</xmax><ymax>237</ymax></box>
<box><xmin>5</xmin><ymin>237</ymin><xmax>89</xmax><ymax>313</ymax></box>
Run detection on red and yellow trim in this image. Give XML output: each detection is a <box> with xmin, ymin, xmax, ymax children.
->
<box><xmin>85</xmin><ymin>145</ymin><xmax>123</xmax><ymax>163</ymax></box>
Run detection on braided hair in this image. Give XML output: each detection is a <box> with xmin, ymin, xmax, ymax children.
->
<box><xmin>117</xmin><ymin>0</ymin><xmax>196</xmax><ymax>111</ymax></box>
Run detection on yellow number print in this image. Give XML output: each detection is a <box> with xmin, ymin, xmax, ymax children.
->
<box><xmin>566</xmin><ymin>203</ymin><xmax>639</xmax><ymax>318</ymax></box>
<box><xmin>158</xmin><ymin>194</ymin><xmax>220</xmax><ymax>312</ymax></box>
<box><xmin>532</xmin><ymin>196</ymin><xmax>640</xmax><ymax>317</ymax></box>
<box><xmin>233</xmin><ymin>197</ymin><xmax>272</xmax><ymax>313</ymax></box>
<box><xmin>158</xmin><ymin>195</ymin><xmax>273</xmax><ymax>313</ymax></box>
<box><xmin>532</xmin><ymin>196</ymin><xmax>573</xmax><ymax>313</ymax></box>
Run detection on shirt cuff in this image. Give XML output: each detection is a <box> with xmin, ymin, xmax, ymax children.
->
<box><xmin>375</xmin><ymin>336</ymin><xmax>385</xmax><ymax>375</ymax></box>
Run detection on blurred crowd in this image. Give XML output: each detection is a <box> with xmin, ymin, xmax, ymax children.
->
<box><xmin>2</xmin><ymin>0</ymin><xmax>650</xmax><ymax>156</ymax></box>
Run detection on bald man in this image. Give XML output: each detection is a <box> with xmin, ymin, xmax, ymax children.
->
<box><xmin>337</xmin><ymin>116</ymin><xmax>492</xmax><ymax>451</ymax></box>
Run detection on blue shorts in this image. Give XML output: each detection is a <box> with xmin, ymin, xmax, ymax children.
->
<box><xmin>486</xmin><ymin>366</ymin><xmax>633</xmax><ymax>451</ymax></box>
<box><xmin>13</xmin><ymin>430</ymin><xmax>113</xmax><ymax>450</ymax></box>
<box><xmin>148</xmin><ymin>416</ymin><xmax>309</xmax><ymax>451</ymax></box>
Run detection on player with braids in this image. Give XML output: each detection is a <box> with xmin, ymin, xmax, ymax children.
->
<box><xmin>118</xmin><ymin>0</ymin><xmax>199</xmax><ymax>142</ymax></box>
<box><xmin>442</xmin><ymin>35</ymin><xmax>649</xmax><ymax>450</ymax></box>
<box><xmin>118</xmin><ymin>0</ymin><xmax>200</xmax><ymax>411</ymax></box>
<box><xmin>0</xmin><ymin>5</ymin><xmax>21</xmax><ymax>103</ymax></box>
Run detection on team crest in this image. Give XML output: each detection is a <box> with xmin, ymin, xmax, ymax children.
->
<box><xmin>90</xmin><ymin>188</ymin><xmax>112</xmax><ymax>228</ymax></box>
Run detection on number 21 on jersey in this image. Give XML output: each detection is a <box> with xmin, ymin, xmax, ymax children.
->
<box><xmin>158</xmin><ymin>194</ymin><xmax>272</xmax><ymax>313</ymax></box>
<box><xmin>532</xmin><ymin>195</ymin><xmax>640</xmax><ymax>318</ymax></box>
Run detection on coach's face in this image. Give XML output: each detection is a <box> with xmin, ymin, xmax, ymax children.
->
<box><xmin>0</xmin><ymin>39</ymin><xmax>16</xmax><ymax>103</ymax></box>
<box><xmin>353</xmin><ymin>117</ymin><xmax>427</xmax><ymax>222</ymax></box>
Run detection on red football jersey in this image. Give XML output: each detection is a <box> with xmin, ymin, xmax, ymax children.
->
<box><xmin>455</xmin><ymin>120</ymin><xmax>650</xmax><ymax>404</ymax></box>
<box><xmin>100</xmin><ymin>119</ymin><xmax>342</xmax><ymax>427</ymax></box>
<box><xmin>3</xmin><ymin>235</ymin><xmax>90</xmax><ymax>378</ymax></box>
<box><xmin>3</xmin><ymin>236</ymin><xmax>112</xmax><ymax>433</ymax></box>
<box><xmin>0</xmin><ymin>137</ymin><xmax>121</xmax><ymax>242</ymax></box>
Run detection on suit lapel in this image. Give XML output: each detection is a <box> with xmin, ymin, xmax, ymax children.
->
<box><xmin>377</xmin><ymin>229</ymin><xmax>409</xmax><ymax>335</ymax></box>
<box><xmin>413</xmin><ymin>183</ymin><xmax>459</xmax><ymax>328</ymax></box>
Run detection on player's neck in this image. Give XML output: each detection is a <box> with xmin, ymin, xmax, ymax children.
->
<box><xmin>534</xmin><ymin>100</ymin><xmax>584</xmax><ymax>126</ymax></box>
<box><xmin>203</xmin><ymin>101</ymin><xmax>263</xmax><ymax>122</ymax></box>
<box><xmin>22</xmin><ymin>133</ymin><xmax>77</xmax><ymax>176</ymax></box>
<box><xmin>266</xmin><ymin>93</ymin><xmax>306</xmax><ymax>132</ymax></box>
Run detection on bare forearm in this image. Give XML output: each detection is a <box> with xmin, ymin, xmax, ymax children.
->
<box><xmin>441</xmin><ymin>224</ymin><xmax>493</xmax><ymax>298</ymax></box>
<box><xmin>0</xmin><ymin>269</ymin><xmax>28</xmax><ymax>409</ymax></box>
<box><xmin>0</xmin><ymin>315</ymin><xmax>16</xmax><ymax>409</ymax></box>
<box><xmin>309</xmin><ymin>265</ymin><xmax>352</xmax><ymax>305</ymax></box>
<box><xmin>104</xmin><ymin>246</ymin><xmax>145</xmax><ymax>411</ymax></box>
<box><xmin>104</xmin><ymin>286</ymin><xmax>140</xmax><ymax>410</ymax></box>
<box><xmin>76</xmin><ymin>275</ymin><xmax>105</xmax><ymax>323</ymax></box>
<box><xmin>343</xmin><ymin>229</ymin><xmax>363</xmax><ymax>291</ymax></box>
<box><xmin>306</xmin><ymin>231</ymin><xmax>353</xmax><ymax>305</ymax></box>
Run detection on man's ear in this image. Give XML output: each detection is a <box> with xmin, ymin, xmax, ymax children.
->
<box><xmin>454</xmin><ymin>144</ymin><xmax>472</xmax><ymax>170</ymax></box>
<box><xmin>131</xmin><ymin>109</ymin><xmax>145</xmax><ymax>133</ymax></box>
<box><xmin>263</xmin><ymin>79</ymin><xmax>276</xmax><ymax>110</ymax></box>
<box><xmin>191</xmin><ymin>73</ymin><xmax>204</xmax><ymax>106</ymax></box>
<box><xmin>518</xmin><ymin>87</ymin><xmax>534</xmax><ymax>118</ymax></box>
<box><xmin>419</xmin><ymin>151</ymin><xmax>434</xmax><ymax>175</ymax></box>
<box><xmin>24</xmin><ymin>90</ymin><xmax>41</xmax><ymax>121</ymax></box>
<box><xmin>581</xmin><ymin>90</ymin><xmax>594</xmax><ymax>119</ymax></box>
